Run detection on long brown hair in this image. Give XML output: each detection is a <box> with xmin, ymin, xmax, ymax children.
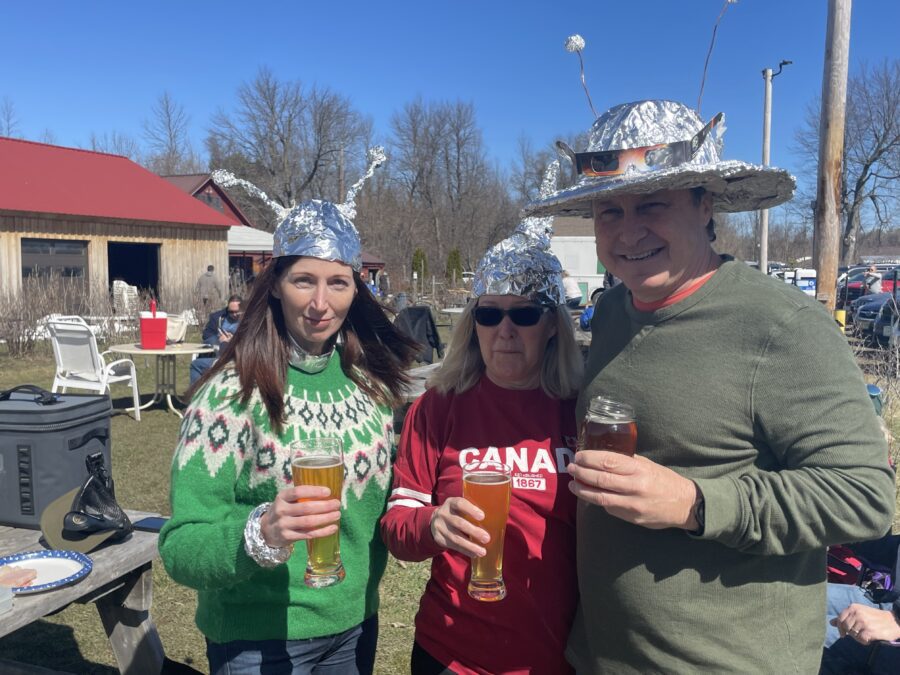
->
<box><xmin>190</xmin><ymin>256</ymin><xmax>419</xmax><ymax>433</ymax></box>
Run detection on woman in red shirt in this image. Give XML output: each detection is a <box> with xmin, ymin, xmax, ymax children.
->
<box><xmin>381</xmin><ymin>211</ymin><xmax>584</xmax><ymax>675</ymax></box>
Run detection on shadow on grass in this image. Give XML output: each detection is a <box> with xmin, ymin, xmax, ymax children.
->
<box><xmin>0</xmin><ymin>620</ymin><xmax>117</xmax><ymax>673</ymax></box>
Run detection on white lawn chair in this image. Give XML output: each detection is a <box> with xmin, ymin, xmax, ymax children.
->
<box><xmin>47</xmin><ymin>316</ymin><xmax>141</xmax><ymax>421</ymax></box>
<box><xmin>112</xmin><ymin>280</ymin><xmax>139</xmax><ymax>316</ymax></box>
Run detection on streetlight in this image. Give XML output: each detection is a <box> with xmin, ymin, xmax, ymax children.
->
<box><xmin>759</xmin><ymin>59</ymin><xmax>792</xmax><ymax>276</ymax></box>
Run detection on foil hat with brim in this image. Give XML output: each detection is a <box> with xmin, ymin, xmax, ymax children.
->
<box><xmin>212</xmin><ymin>146</ymin><xmax>386</xmax><ymax>271</ymax></box>
<box><xmin>525</xmin><ymin>100</ymin><xmax>795</xmax><ymax>219</ymax></box>
<box><xmin>473</xmin><ymin>161</ymin><xmax>567</xmax><ymax>306</ymax></box>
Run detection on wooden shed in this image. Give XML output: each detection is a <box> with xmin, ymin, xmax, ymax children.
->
<box><xmin>0</xmin><ymin>137</ymin><xmax>234</xmax><ymax>304</ymax></box>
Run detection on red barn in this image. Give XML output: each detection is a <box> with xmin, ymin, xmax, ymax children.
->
<box><xmin>0</xmin><ymin>137</ymin><xmax>235</xmax><ymax>305</ymax></box>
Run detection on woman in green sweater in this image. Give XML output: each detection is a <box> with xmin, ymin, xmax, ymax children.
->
<box><xmin>159</xmin><ymin>149</ymin><xmax>418</xmax><ymax>674</ymax></box>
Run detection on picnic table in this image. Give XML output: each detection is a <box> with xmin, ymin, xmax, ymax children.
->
<box><xmin>109</xmin><ymin>342</ymin><xmax>214</xmax><ymax>417</ymax></box>
<box><xmin>0</xmin><ymin>510</ymin><xmax>165</xmax><ymax>674</ymax></box>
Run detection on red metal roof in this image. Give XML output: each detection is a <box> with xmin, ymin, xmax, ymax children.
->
<box><xmin>361</xmin><ymin>251</ymin><xmax>385</xmax><ymax>266</ymax></box>
<box><xmin>0</xmin><ymin>137</ymin><xmax>234</xmax><ymax>227</ymax></box>
<box><xmin>161</xmin><ymin>173</ymin><xmax>209</xmax><ymax>195</ymax></box>
<box><xmin>162</xmin><ymin>173</ymin><xmax>253</xmax><ymax>228</ymax></box>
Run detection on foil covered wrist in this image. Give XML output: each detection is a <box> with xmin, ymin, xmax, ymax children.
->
<box><xmin>244</xmin><ymin>502</ymin><xmax>293</xmax><ymax>568</ymax></box>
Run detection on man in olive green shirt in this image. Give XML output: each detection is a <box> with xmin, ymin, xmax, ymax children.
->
<box><xmin>526</xmin><ymin>99</ymin><xmax>896</xmax><ymax>673</ymax></box>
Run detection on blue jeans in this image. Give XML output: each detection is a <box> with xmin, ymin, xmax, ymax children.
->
<box><xmin>820</xmin><ymin>583</ymin><xmax>900</xmax><ymax>674</ymax></box>
<box><xmin>206</xmin><ymin>614</ymin><xmax>378</xmax><ymax>675</ymax></box>
<box><xmin>190</xmin><ymin>357</ymin><xmax>216</xmax><ymax>385</ymax></box>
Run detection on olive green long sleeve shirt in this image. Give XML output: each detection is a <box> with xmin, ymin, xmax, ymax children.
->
<box><xmin>570</xmin><ymin>260</ymin><xmax>896</xmax><ymax>674</ymax></box>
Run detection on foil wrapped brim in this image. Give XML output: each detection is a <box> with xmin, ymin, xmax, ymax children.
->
<box><xmin>525</xmin><ymin>160</ymin><xmax>796</xmax><ymax>218</ymax></box>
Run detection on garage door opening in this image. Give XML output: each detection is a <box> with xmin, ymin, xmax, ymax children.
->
<box><xmin>108</xmin><ymin>242</ymin><xmax>160</xmax><ymax>294</ymax></box>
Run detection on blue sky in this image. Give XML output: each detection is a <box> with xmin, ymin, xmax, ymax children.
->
<box><xmin>1</xmin><ymin>1</ymin><xmax>898</xmax><ymax>191</ymax></box>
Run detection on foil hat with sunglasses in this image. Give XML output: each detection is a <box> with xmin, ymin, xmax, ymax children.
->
<box><xmin>212</xmin><ymin>146</ymin><xmax>387</xmax><ymax>270</ymax></box>
<box><xmin>525</xmin><ymin>37</ymin><xmax>795</xmax><ymax>218</ymax></box>
<box><xmin>473</xmin><ymin>161</ymin><xmax>566</xmax><ymax>307</ymax></box>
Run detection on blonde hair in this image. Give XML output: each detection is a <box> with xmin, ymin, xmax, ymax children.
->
<box><xmin>428</xmin><ymin>301</ymin><xmax>583</xmax><ymax>399</ymax></box>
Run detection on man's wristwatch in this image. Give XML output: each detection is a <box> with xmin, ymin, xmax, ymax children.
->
<box><xmin>689</xmin><ymin>488</ymin><xmax>705</xmax><ymax>536</ymax></box>
<box><xmin>244</xmin><ymin>503</ymin><xmax>293</xmax><ymax>568</ymax></box>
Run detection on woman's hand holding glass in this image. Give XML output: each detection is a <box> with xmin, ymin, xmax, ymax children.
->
<box><xmin>260</xmin><ymin>485</ymin><xmax>341</xmax><ymax>549</ymax></box>
<box><xmin>430</xmin><ymin>497</ymin><xmax>490</xmax><ymax>558</ymax></box>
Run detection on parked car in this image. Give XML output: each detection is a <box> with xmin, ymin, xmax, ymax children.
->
<box><xmin>847</xmin><ymin>291</ymin><xmax>888</xmax><ymax>328</ymax></box>
<box><xmin>853</xmin><ymin>293</ymin><xmax>890</xmax><ymax>339</ymax></box>
<box><xmin>873</xmin><ymin>294</ymin><xmax>900</xmax><ymax>345</ymax></box>
<box><xmin>839</xmin><ymin>265</ymin><xmax>900</xmax><ymax>308</ymax></box>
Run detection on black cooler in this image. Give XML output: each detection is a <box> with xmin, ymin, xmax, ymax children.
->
<box><xmin>0</xmin><ymin>385</ymin><xmax>113</xmax><ymax>528</ymax></box>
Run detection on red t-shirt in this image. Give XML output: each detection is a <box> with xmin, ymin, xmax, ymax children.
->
<box><xmin>381</xmin><ymin>376</ymin><xmax>578</xmax><ymax>675</ymax></box>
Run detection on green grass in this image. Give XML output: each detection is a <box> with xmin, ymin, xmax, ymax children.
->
<box><xmin>0</xmin><ymin>339</ymin><xmax>429</xmax><ymax>673</ymax></box>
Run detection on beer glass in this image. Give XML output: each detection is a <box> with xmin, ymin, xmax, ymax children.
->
<box><xmin>579</xmin><ymin>395</ymin><xmax>637</xmax><ymax>456</ymax></box>
<box><xmin>291</xmin><ymin>437</ymin><xmax>345</xmax><ymax>588</ymax></box>
<box><xmin>462</xmin><ymin>460</ymin><xmax>512</xmax><ymax>602</ymax></box>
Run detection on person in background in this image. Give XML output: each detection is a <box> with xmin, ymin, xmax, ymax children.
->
<box><xmin>378</xmin><ymin>271</ymin><xmax>390</xmax><ymax>299</ymax></box>
<box><xmin>865</xmin><ymin>264</ymin><xmax>883</xmax><ymax>294</ymax></box>
<box><xmin>821</xmin><ymin>534</ymin><xmax>900</xmax><ymax>674</ymax></box>
<box><xmin>160</xmin><ymin>148</ymin><xmax>419</xmax><ymax>674</ymax></box>
<box><xmin>382</xmin><ymin>163</ymin><xmax>584</xmax><ymax>675</ymax></box>
<box><xmin>190</xmin><ymin>295</ymin><xmax>242</xmax><ymax>385</ymax></box>
<box><xmin>525</xmin><ymin>98</ymin><xmax>895</xmax><ymax>673</ymax></box>
<box><xmin>820</xmin><ymin>412</ymin><xmax>899</xmax><ymax>675</ymax></box>
<box><xmin>562</xmin><ymin>270</ymin><xmax>583</xmax><ymax>308</ymax></box>
<box><xmin>195</xmin><ymin>264</ymin><xmax>223</xmax><ymax>309</ymax></box>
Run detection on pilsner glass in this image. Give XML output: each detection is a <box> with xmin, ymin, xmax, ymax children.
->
<box><xmin>462</xmin><ymin>460</ymin><xmax>512</xmax><ymax>602</ymax></box>
<box><xmin>291</xmin><ymin>437</ymin><xmax>345</xmax><ymax>588</ymax></box>
<box><xmin>578</xmin><ymin>396</ymin><xmax>637</xmax><ymax>456</ymax></box>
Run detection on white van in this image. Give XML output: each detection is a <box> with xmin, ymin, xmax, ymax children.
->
<box><xmin>783</xmin><ymin>268</ymin><xmax>817</xmax><ymax>296</ymax></box>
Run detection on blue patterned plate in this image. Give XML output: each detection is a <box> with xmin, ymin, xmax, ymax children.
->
<box><xmin>0</xmin><ymin>550</ymin><xmax>93</xmax><ymax>595</ymax></box>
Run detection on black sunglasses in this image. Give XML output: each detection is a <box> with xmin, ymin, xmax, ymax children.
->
<box><xmin>473</xmin><ymin>305</ymin><xmax>549</xmax><ymax>327</ymax></box>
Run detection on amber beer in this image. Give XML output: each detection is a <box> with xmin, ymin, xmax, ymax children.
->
<box><xmin>462</xmin><ymin>461</ymin><xmax>511</xmax><ymax>602</ymax></box>
<box><xmin>291</xmin><ymin>437</ymin><xmax>345</xmax><ymax>588</ymax></box>
<box><xmin>579</xmin><ymin>396</ymin><xmax>637</xmax><ymax>456</ymax></box>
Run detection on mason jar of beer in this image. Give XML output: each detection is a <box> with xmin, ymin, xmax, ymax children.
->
<box><xmin>578</xmin><ymin>396</ymin><xmax>637</xmax><ymax>456</ymax></box>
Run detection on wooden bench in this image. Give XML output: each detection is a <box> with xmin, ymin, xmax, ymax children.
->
<box><xmin>0</xmin><ymin>511</ymin><xmax>165</xmax><ymax>674</ymax></box>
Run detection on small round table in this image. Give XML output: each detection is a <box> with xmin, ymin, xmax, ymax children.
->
<box><xmin>108</xmin><ymin>342</ymin><xmax>215</xmax><ymax>417</ymax></box>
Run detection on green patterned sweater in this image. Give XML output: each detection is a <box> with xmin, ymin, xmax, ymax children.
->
<box><xmin>158</xmin><ymin>350</ymin><xmax>395</xmax><ymax>643</ymax></box>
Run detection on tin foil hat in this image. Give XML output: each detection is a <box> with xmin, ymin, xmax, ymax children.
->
<box><xmin>526</xmin><ymin>99</ymin><xmax>795</xmax><ymax>218</ymax></box>
<box><xmin>212</xmin><ymin>147</ymin><xmax>386</xmax><ymax>270</ymax></box>
<box><xmin>473</xmin><ymin>161</ymin><xmax>566</xmax><ymax>306</ymax></box>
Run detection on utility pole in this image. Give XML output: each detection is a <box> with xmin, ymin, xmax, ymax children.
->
<box><xmin>813</xmin><ymin>0</ymin><xmax>852</xmax><ymax>311</ymax></box>
<box><xmin>759</xmin><ymin>60</ymin><xmax>791</xmax><ymax>276</ymax></box>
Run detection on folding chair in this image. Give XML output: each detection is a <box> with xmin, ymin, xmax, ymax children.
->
<box><xmin>47</xmin><ymin>316</ymin><xmax>141</xmax><ymax>421</ymax></box>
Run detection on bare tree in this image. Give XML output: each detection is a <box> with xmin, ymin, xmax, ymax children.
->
<box><xmin>38</xmin><ymin>128</ymin><xmax>58</xmax><ymax>144</ymax></box>
<box><xmin>143</xmin><ymin>91</ymin><xmax>201</xmax><ymax>175</ymax></box>
<box><xmin>795</xmin><ymin>60</ymin><xmax>900</xmax><ymax>264</ymax></box>
<box><xmin>86</xmin><ymin>131</ymin><xmax>142</xmax><ymax>161</ymax></box>
<box><xmin>0</xmin><ymin>97</ymin><xmax>20</xmax><ymax>137</ymax></box>
<box><xmin>387</xmin><ymin>98</ymin><xmax>514</xmax><ymax>273</ymax></box>
<box><xmin>511</xmin><ymin>135</ymin><xmax>554</xmax><ymax>203</ymax></box>
<box><xmin>206</xmin><ymin>68</ymin><xmax>369</xmax><ymax>231</ymax></box>
<box><xmin>509</xmin><ymin>129</ymin><xmax>589</xmax><ymax>203</ymax></box>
